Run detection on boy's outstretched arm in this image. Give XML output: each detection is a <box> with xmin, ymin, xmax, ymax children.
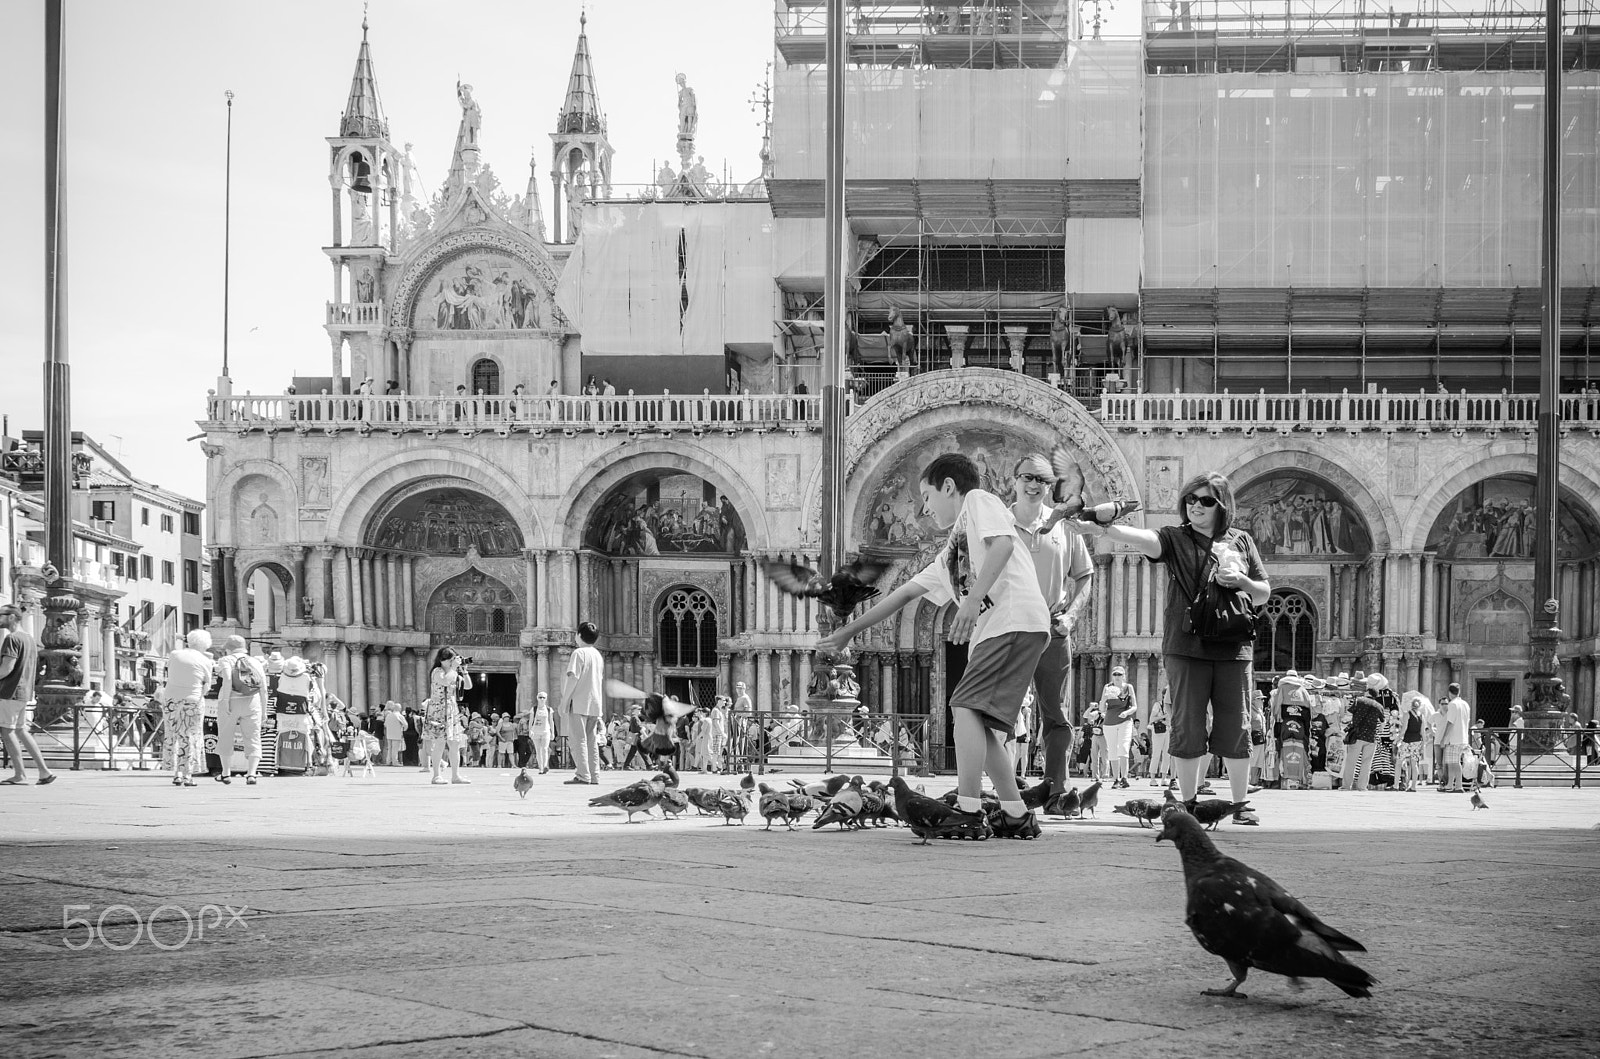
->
<box><xmin>818</xmin><ymin>581</ymin><xmax>929</xmax><ymax>653</ymax></box>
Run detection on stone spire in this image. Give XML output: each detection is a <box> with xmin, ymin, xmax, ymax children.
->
<box><xmin>557</xmin><ymin>12</ymin><xmax>606</xmax><ymax>138</ymax></box>
<box><xmin>521</xmin><ymin>151</ymin><xmax>546</xmax><ymax>241</ymax></box>
<box><xmin>340</xmin><ymin>16</ymin><xmax>388</xmax><ymax>140</ymax></box>
<box><xmin>444</xmin><ymin>80</ymin><xmax>484</xmax><ymax>198</ymax></box>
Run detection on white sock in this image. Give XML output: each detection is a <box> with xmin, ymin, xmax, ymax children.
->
<box><xmin>1000</xmin><ymin>799</ymin><xmax>1026</xmax><ymax>817</ymax></box>
<box><xmin>957</xmin><ymin>795</ymin><xmax>982</xmax><ymax>813</ymax></box>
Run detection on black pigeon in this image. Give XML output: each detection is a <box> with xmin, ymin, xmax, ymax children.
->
<box><xmin>1020</xmin><ymin>776</ymin><xmax>1057</xmax><ymax>810</ymax></box>
<box><xmin>1112</xmin><ymin>797</ymin><xmax>1165</xmax><ymax>827</ymax></box>
<box><xmin>1046</xmin><ymin>786</ymin><xmax>1081</xmax><ymax>818</ymax></box>
<box><xmin>758</xmin><ymin>783</ymin><xmax>813</xmax><ymax>831</ymax></box>
<box><xmin>888</xmin><ymin>776</ymin><xmax>991</xmax><ymax>844</ymax></box>
<box><xmin>1189</xmin><ymin>799</ymin><xmax>1251</xmax><ymax>831</ymax></box>
<box><xmin>512</xmin><ymin>768</ymin><xmax>533</xmax><ymax>799</ymax></box>
<box><xmin>763</xmin><ymin>558</ymin><xmax>892</xmax><ymax>621</ymax></box>
<box><xmin>589</xmin><ymin>774</ymin><xmax>667</xmax><ymax>823</ymax></box>
<box><xmin>1039</xmin><ymin>446</ymin><xmax>1141</xmax><ymax>533</ymax></box>
<box><xmin>1157</xmin><ymin>808</ymin><xmax>1377</xmax><ymax>999</ymax></box>
<box><xmin>1470</xmin><ymin>787</ymin><xmax>1488</xmax><ymax>811</ymax></box>
<box><xmin>1077</xmin><ymin>780</ymin><xmax>1103</xmax><ymax>819</ymax></box>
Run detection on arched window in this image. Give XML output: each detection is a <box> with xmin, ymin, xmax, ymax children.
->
<box><xmin>454</xmin><ymin>608</ymin><xmax>468</xmax><ymax>634</ymax></box>
<box><xmin>657</xmin><ymin>588</ymin><xmax>718</xmax><ymax>669</ymax></box>
<box><xmin>1254</xmin><ymin>590</ymin><xmax>1316</xmax><ymax>674</ymax></box>
<box><xmin>471</xmin><ymin>358</ymin><xmax>500</xmax><ymax>395</ymax></box>
<box><xmin>492</xmin><ymin>608</ymin><xmax>507</xmax><ymax>633</ymax></box>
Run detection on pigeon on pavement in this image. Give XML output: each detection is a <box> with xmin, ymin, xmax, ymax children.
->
<box><xmin>716</xmin><ymin>790</ymin><xmax>750</xmax><ymax>825</ymax></box>
<box><xmin>1077</xmin><ymin>780</ymin><xmax>1103</xmax><ymax>819</ymax></box>
<box><xmin>888</xmin><ymin>776</ymin><xmax>991</xmax><ymax>844</ymax></box>
<box><xmin>1046</xmin><ymin>786</ymin><xmax>1081</xmax><ymax>818</ymax></box>
<box><xmin>790</xmin><ymin>775</ymin><xmax>850</xmax><ymax>802</ymax></box>
<box><xmin>762</xmin><ymin>558</ymin><xmax>892</xmax><ymax>622</ymax></box>
<box><xmin>658</xmin><ymin>786</ymin><xmax>690</xmax><ymax>820</ymax></box>
<box><xmin>1112</xmin><ymin>797</ymin><xmax>1165</xmax><ymax>827</ymax></box>
<box><xmin>684</xmin><ymin>787</ymin><xmax>724</xmax><ymax>816</ymax></box>
<box><xmin>588</xmin><ymin>774</ymin><xmax>667</xmax><ymax>823</ymax></box>
<box><xmin>1020</xmin><ymin>776</ymin><xmax>1057</xmax><ymax>810</ymax></box>
<box><xmin>813</xmin><ymin>778</ymin><xmax>867</xmax><ymax>830</ymax></box>
<box><xmin>1189</xmin><ymin>799</ymin><xmax>1251</xmax><ymax>831</ymax></box>
<box><xmin>758</xmin><ymin>784</ymin><xmax>814</xmax><ymax>831</ymax></box>
<box><xmin>512</xmin><ymin>768</ymin><xmax>533</xmax><ymax>799</ymax></box>
<box><xmin>1471</xmin><ymin>787</ymin><xmax>1488</xmax><ymax>810</ymax></box>
<box><xmin>1157</xmin><ymin>808</ymin><xmax>1377</xmax><ymax>999</ymax></box>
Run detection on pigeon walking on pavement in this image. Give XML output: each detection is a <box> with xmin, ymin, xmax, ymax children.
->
<box><xmin>812</xmin><ymin>778</ymin><xmax>867</xmax><ymax>830</ymax></box>
<box><xmin>716</xmin><ymin>790</ymin><xmax>750</xmax><ymax>825</ymax></box>
<box><xmin>1046</xmin><ymin>785</ymin><xmax>1081</xmax><ymax>818</ymax></box>
<box><xmin>1157</xmin><ymin>808</ymin><xmax>1377</xmax><ymax>999</ymax></box>
<box><xmin>1077</xmin><ymin>780</ymin><xmax>1103</xmax><ymax>819</ymax></box>
<box><xmin>1188</xmin><ymin>799</ymin><xmax>1252</xmax><ymax>831</ymax></box>
<box><xmin>658</xmin><ymin>785</ymin><xmax>690</xmax><ymax>820</ymax></box>
<box><xmin>588</xmin><ymin>774</ymin><xmax>667</xmax><ymax>823</ymax></box>
<box><xmin>888</xmin><ymin>776</ymin><xmax>990</xmax><ymax>843</ymax></box>
<box><xmin>1470</xmin><ymin>786</ymin><xmax>1488</xmax><ymax>811</ymax></box>
<box><xmin>1112</xmin><ymin>797</ymin><xmax>1165</xmax><ymax>827</ymax></box>
<box><xmin>758</xmin><ymin>784</ymin><xmax>814</xmax><ymax>831</ymax></box>
<box><xmin>512</xmin><ymin>768</ymin><xmax>533</xmax><ymax>799</ymax></box>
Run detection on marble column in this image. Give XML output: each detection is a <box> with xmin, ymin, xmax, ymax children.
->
<box><xmin>576</xmin><ymin>551</ymin><xmax>589</xmax><ymax>625</ymax></box>
<box><xmin>348</xmin><ymin>643</ymin><xmax>366</xmax><ymax>712</ymax></box>
<box><xmin>536</xmin><ymin>648</ymin><xmax>551</xmax><ymax>705</ymax></box>
<box><xmin>414</xmin><ymin>650</ymin><xmax>430</xmax><ymax>706</ymax></box>
<box><xmin>294</xmin><ymin>547</ymin><xmax>310</xmax><ymax>620</ymax></box>
<box><xmin>366</xmin><ymin>645</ymin><xmax>384</xmax><ymax>712</ymax></box>
<box><xmin>523</xmin><ymin>550</ymin><xmax>538</xmax><ymax>631</ymax></box>
<box><xmin>100</xmin><ymin>603</ymin><xmax>117</xmax><ymax>689</ymax></box>
<box><xmin>1420</xmin><ymin>552</ymin><xmax>1436</xmax><ymax>637</ymax></box>
<box><xmin>535</xmin><ymin>551</ymin><xmax>551</xmax><ymax>627</ymax></box>
<box><xmin>519</xmin><ymin>646</ymin><xmax>535</xmax><ymax>716</ymax></box>
<box><xmin>754</xmin><ymin>650</ymin><xmax>772</xmax><ymax>714</ymax></box>
<box><xmin>402</xmin><ymin>556</ymin><xmax>416</xmax><ymax>629</ymax></box>
<box><xmin>334</xmin><ymin>547</ymin><xmax>352</xmax><ymax>626</ymax></box>
<box><xmin>386</xmin><ymin>646</ymin><xmax>403</xmax><ymax>705</ymax></box>
<box><xmin>1364</xmin><ymin>554</ymin><xmax>1385</xmax><ymax>638</ymax></box>
<box><xmin>385</xmin><ymin>554</ymin><xmax>399</xmax><ymax>629</ymax></box>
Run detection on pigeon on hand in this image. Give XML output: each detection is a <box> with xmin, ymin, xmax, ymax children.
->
<box><xmin>1077</xmin><ymin>780</ymin><xmax>1103</xmax><ymax>818</ymax></box>
<box><xmin>1470</xmin><ymin>786</ymin><xmax>1488</xmax><ymax>811</ymax></box>
<box><xmin>512</xmin><ymin>768</ymin><xmax>533</xmax><ymax>799</ymax></box>
<box><xmin>758</xmin><ymin>783</ymin><xmax>814</xmax><ymax>830</ymax></box>
<box><xmin>1189</xmin><ymin>798</ymin><xmax>1251</xmax><ymax>831</ymax></box>
<box><xmin>762</xmin><ymin>558</ymin><xmax>892</xmax><ymax>622</ymax></box>
<box><xmin>1157</xmin><ymin>808</ymin><xmax>1377</xmax><ymax>999</ymax></box>
<box><xmin>1038</xmin><ymin>446</ymin><xmax>1141</xmax><ymax>534</ymax></box>
<box><xmin>813</xmin><ymin>778</ymin><xmax>867</xmax><ymax>830</ymax></box>
<box><xmin>888</xmin><ymin>776</ymin><xmax>991</xmax><ymax>844</ymax></box>
<box><xmin>588</xmin><ymin>774</ymin><xmax>668</xmax><ymax>823</ymax></box>
<box><xmin>1112</xmin><ymin>797</ymin><xmax>1166</xmax><ymax>827</ymax></box>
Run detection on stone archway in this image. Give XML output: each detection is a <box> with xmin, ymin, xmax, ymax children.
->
<box><xmin>324</xmin><ymin>448</ymin><xmax>543</xmax><ymax>548</ymax></box>
<box><xmin>241</xmin><ymin>561</ymin><xmax>294</xmax><ymax>641</ymax></box>
<box><xmin>1226</xmin><ymin>449</ymin><xmax>1396</xmax><ymax>554</ymax></box>
<box><xmin>558</xmin><ymin>446</ymin><xmax>770</xmax><ymax>552</ymax></box>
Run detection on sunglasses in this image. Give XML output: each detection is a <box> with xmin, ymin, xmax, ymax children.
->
<box><xmin>1016</xmin><ymin>472</ymin><xmax>1053</xmax><ymax>485</ymax></box>
<box><xmin>1183</xmin><ymin>494</ymin><xmax>1221</xmax><ymax>509</ymax></box>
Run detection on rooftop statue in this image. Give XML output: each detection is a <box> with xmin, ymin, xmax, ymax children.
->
<box><xmin>676</xmin><ymin>73</ymin><xmax>698</xmax><ymax>143</ymax></box>
<box><xmin>456</xmin><ymin>82</ymin><xmax>481</xmax><ymax>151</ymax></box>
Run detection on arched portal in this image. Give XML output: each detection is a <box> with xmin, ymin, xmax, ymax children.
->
<box><xmin>425</xmin><ymin>569</ymin><xmax>523</xmax><ymax>648</ymax></box>
<box><xmin>244</xmin><ymin>562</ymin><xmax>294</xmax><ymax>643</ymax></box>
<box><xmin>367</xmin><ymin>486</ymin><xmax>524</xmax><ymax>556</ymax></box>
<box><xmin>1234</xmin><ymin>473</ymin><xmax>1372</xmax><ymax>559</ymax></box>
<box><xmin>586</xmin><ymin>470</ymin><xmax>746</xmax><ymax>556</ymax></box>
<box><xmin>1426</xmin><ymin>474</ymin><xmax>1600</xmax><ymax>561</ymax></box>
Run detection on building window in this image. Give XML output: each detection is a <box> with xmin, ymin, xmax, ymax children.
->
<box><xmin>657</xmin><ymin>587</ymin><xmax>718</xmax><ymax>669</ymax></box>
<box><xmin>162</xmin><ymin>560</ymin><xmax>175</xmax><ymax>585</ymax></box>
<box><xmin>91</xmin><ymin>499</ymin><xmax>116</xmax><ymax>522</ymax></box>
<box><xmin>470</xmin><ymin>358</ymin><xmax>501</xmax><ymax>395</ymax></box>
<box><xmin>140</xmin><ymin>555</ymin><xmax>153</xmax><ymax>580</ymax></box>
<box><xmin>140</xmin><ymin>600</ymin><xmax>154</xmax><ymax>624</ymax></box>
<box><xmin>111</xmin><ymin>553</ymin><xmax>124</xmax><ymax>577</ymax></box>
<box><xmin>160</xmin><ymin>513</ymin><xmax>174</xmax><ymax>533</ymax></box>
<box><xmin>184</xmin><ymin>612</ymin><xmax>200</xmax><ymax>634</ymax></box>
<box><xmin>1254</xmin><ymin>591</ymin><xmax>1317</xmax><ymax>674</ymax></box>
<box><xmin>183</xmin><ymin>511</ymin><xmax>201</xmax><ymax>535</ymax></box>
<box><xmin>141</xmin><ymin>507</ymin><xmax>150</xmax><ymax>526</ymax></box>
<box><xmin>183</xmin><ymin>559</ymin><xmax>199</xmax><ymax>593</ymax></box>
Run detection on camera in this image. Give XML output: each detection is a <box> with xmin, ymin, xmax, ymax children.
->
<box><xmin>459</xmin><ymin>655</ymin><xmax>476</xmax><ymax>667</ymax></box>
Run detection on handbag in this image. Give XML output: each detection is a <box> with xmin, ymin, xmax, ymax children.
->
<box><xmin>1180</xmin><ymin>529</ymin><xmax>1259</xmax><ymax>643</ymax></box>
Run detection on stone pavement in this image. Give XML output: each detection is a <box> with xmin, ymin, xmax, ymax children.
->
<box><xmin>1</xmin><ymin>769</ymin><xmax>1597</xmax><ymax>1059</ymax></box>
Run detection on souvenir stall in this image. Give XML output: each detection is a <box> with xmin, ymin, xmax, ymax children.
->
<box><xmin>273</xmin><ymin>658</ymin><xmax>315</xmax><ymax>775</ymax></box>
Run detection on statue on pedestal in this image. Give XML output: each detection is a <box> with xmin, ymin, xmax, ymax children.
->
<box><xmin>676</xmin><ymin>73</ymin><xmax>699</xmax><ymax>158</ymax></box>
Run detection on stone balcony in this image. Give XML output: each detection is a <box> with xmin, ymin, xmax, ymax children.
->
<box><xmin>325</xmin><ymin>300</ymin><xmax>384</xmax><ymax>327</ymax></box>
<box><xmin>1097</xmin><ymin>390</ymin><xmax>1600</xmax><ymax>437</ymax></box>
<box><xmin>203</xmin><ymin>393</ymin><xmax>825</xmax><ymax>437</ymax></box>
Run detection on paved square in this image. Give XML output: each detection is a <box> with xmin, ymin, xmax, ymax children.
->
<box><xmin>2</xmin><ymin>770</ymin><xmax>1597</xmax><ymax>1059</ymax></box>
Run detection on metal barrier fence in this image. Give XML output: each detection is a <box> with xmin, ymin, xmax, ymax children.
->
<box><xmin>2</xmin><ymin>701</ymin><xmax>165</xmax><ymax>772</ymax></box>
<box><xmin>724</xmin><ymin>708</ymin><xmax>938</xmax><ymax>777</ymax></box>
<box><xmin>1474</xmin><ymin>724</ymin><xmax>1596</xmax><ymax>789</ymax></box>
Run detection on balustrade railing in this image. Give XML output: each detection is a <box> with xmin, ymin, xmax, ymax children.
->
<box><xmin>1099</xmin><ymin>391</ymin><xmax>1600</xmax><ymax>432</ymax></box>
<box><xmin>325</xmin><ymin>300</ymin><xmax>384</xmax><ymax>326</ymax></box>
<box><xmin>206</xmin><ymin>393</ymin><xmax>824</xmax><ymax>432</ymax></box>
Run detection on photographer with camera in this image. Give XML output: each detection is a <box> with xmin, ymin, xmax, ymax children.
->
<box><xmin>425</xmin><ymin>648</ymin><xmax>474</xmax><ymax>785</ymax></box>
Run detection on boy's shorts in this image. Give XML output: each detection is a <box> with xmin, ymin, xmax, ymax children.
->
<box><xmin>949</xmin><ymin>631</ymin><xmax>1048</xmax><ymax>734</ymax></box>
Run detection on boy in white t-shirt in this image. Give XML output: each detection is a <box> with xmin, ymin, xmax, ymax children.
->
<box><xmin>820</xmin><ymin>453</ymin><xmax>1051</xmax><ymax>839</ymax></box>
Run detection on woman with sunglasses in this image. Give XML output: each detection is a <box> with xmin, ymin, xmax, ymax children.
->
<box><xmin>1060</xmin><ymin>473</ymin><xmax>1270</xmax><ymax>825</ymax></box>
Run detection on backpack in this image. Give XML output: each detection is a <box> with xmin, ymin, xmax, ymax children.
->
<box><xmin>230</xmin><ymin>658</ymin><xmax>261</xmax><ymax>695</ymax></box>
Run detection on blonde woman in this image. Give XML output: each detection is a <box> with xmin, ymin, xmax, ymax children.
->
<box><xmin>158</xmin><ymin>629</ymin><xmax>215</xmax><ymax>787</ymax></box>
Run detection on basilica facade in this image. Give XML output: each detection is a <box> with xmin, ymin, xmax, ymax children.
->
<box><xmin>201</xmin><ymin>5</ymin><xmax>1600</xmax><ymax>757</ymax></box>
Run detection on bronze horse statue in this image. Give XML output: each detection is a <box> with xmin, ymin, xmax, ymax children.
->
<box><xmin>1049</xmin><ymin>306</ymin><xmax>1080</xmax><ymax>376</ymax></box>
<box><xmin>886</xmin><ymin>309</ymin><xmax>915</xmax><ymax>372</ymax></box>
<box><xmin>1106</xmin><ymin>307</ymin><xmax>1140</xmax><ymax>371</ymax></box>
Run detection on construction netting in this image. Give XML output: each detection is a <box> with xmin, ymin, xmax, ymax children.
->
<box><xmin>773</xmin><ymin>41</ymin><xmax>1143</xmax><ymax>181</ymax></box>
<box><xmin>554</xmin><ymin>202</ymin><xmax>775</xmax><ymax>356</ymax></box>
<box><xmin>1145</xmin><ymin>72</ymin><xmax>1600</xmax><ymax>288</ymax></box>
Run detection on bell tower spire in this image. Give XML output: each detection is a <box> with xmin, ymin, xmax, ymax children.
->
<box><xmin>325</xmin><ymin>13</ymin><xmax>401</xmax><ymax>394</ymax></box>
<box><xmin>550</xmin><ymin>11</ymin><xmax>613</xmax><ymax>242</ymax></box>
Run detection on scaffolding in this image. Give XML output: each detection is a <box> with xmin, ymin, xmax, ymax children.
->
<box><xmin>1144</xmin><ymin>0</ymin><xmax>1600</xmax><ymax>73</ymax></box>
<box><xmin>775</xmin><ymin>1</ymin><xmax>1085</xmax><ymax>70</ymax></box>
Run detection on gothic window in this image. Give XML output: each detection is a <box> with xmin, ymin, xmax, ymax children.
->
<box><xmin>1254</xmin><ymin>590</ymin><xmax>1316</xmax><ymax>674</ymax></box>
<box><xmin>492</xmin><ymin>608</ymin><xmax>506</xmax><ymax>634</ymax></box>
<box><xmin>657</xmin><ymin>588</ymin><xmax>718</xmax><ymax>669</ymax></box>
<box><xmin>471</xmin><ymin>358</ymin><xmax>500</xmax><ymax>395</ymax></box>
<box><xmin>454</xmin><ymin>608</ymin><xmax>468</xmax><ymax>634</ymax></box>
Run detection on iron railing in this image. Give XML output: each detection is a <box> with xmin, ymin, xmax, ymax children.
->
<box><xmin>1475</xmin><ymin>724</ymin><xmax>1594</xmax><ymax>789</ymax></box>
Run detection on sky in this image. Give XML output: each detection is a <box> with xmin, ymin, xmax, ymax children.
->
<box><xmin>1</xmin><ymin>0</ymin><xmax>1140</xmax><ymax>505</ymax></box>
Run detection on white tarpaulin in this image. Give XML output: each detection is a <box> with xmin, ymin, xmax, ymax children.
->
<box><xmin>554</xmin><ymin>201</ymin><xmax>776</xmax><ymax>356</ymax></box>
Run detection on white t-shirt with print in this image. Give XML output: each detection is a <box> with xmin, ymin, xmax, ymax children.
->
<box><xmin>908</xmin><ymin>488</ymin><xmax>1049</xmax><ymax>647</ymax></box>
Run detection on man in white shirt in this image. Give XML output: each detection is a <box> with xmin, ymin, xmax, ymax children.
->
<box><xmin>214</xmin><ymin>635</ymin><xmax>266</xmax><ymax>785</ymax></box>
<box><xmin>560</xmin><ymin>621</ymin><xmax>605</xmax><ymax>785</ymax></box>
<box><xmin>1437</xmin><ymin>682</ymin><xmax>1471</xmax><ymax>792</ymax></box>
<box><xmin>821</xmin><ymin>453</ymin><xmax>1050</xmax><ymax>839</ymax></box>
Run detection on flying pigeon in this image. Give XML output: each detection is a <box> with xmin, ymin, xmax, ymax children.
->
<box><xmin>758</xmin><ymin>783</ymin><xmax>814</xmax><ymax>831</ymax></box>
<box><xmin>604</xmin><ymin>679</ymin><xmax>696</xmax><ymax>721</ymax></box>
<box><xmin>790</xmin><ymin>775</ymin><xmax>850</xmax><ymax>802</ymax></box>
<box><xmin>1077</xmin><ymin>780</ymin><xmax>1103</xmax><ymax>819</ymax></box>
<box><xmin>588</xmin><ymin>774</ymin><xmax>667</xmax><ymax>823</ymax></box>
<box><xmin>512</xmin><ymin>768</ymin><xmax>533</xmax><ymax>799</ymax></box>
<box><xmin>762</xmin><ymin>557</ymin><xmax>892</xmax><ymax>622</ymax></box>
<box><xmin>658</xmin><ymin>786</ymin><xmax>690</xmax><ymax>820</ymax></box>
<box><xmin>1046</xmin><ymin>786</ymin><xmax>1081</xmax><ymax>818</ymax></box>
<box><xmin>1470</xmin><ymin>787</ymin><xmax>1488</xmax><ymax>811</ymax></box>
<box><xmin>1038</xmin><ymin>446</ymin><xmax>1141</xmax><ymax>533</ymax></box>
<box><xmin>812</xmin><ymin>778</ymin><xmax>866</xmax><ymax>830</ymax></box>
<box><xmin>888</xmin><ymin>776</ymin><xmax>991</xmax><ymax>844</ymax></box>
<box><xmin>716</xmin><ymin>790</ymin><xmax>750</xmax><ymax>825</ymax></box>
<box><xmin>1157</xmin><ymin>808</ymin><xmax>1377</xmax><ymax>999</ymax></box>
<box><xmin>1112</xmin><ymin>797</ymin><xmax>1166</xmax><ymax>827</ymax></box>
<box><xmin>1189</xmin><ymin>799</ymin><xmax>1251</xmax><ymax>831</ymax></box>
